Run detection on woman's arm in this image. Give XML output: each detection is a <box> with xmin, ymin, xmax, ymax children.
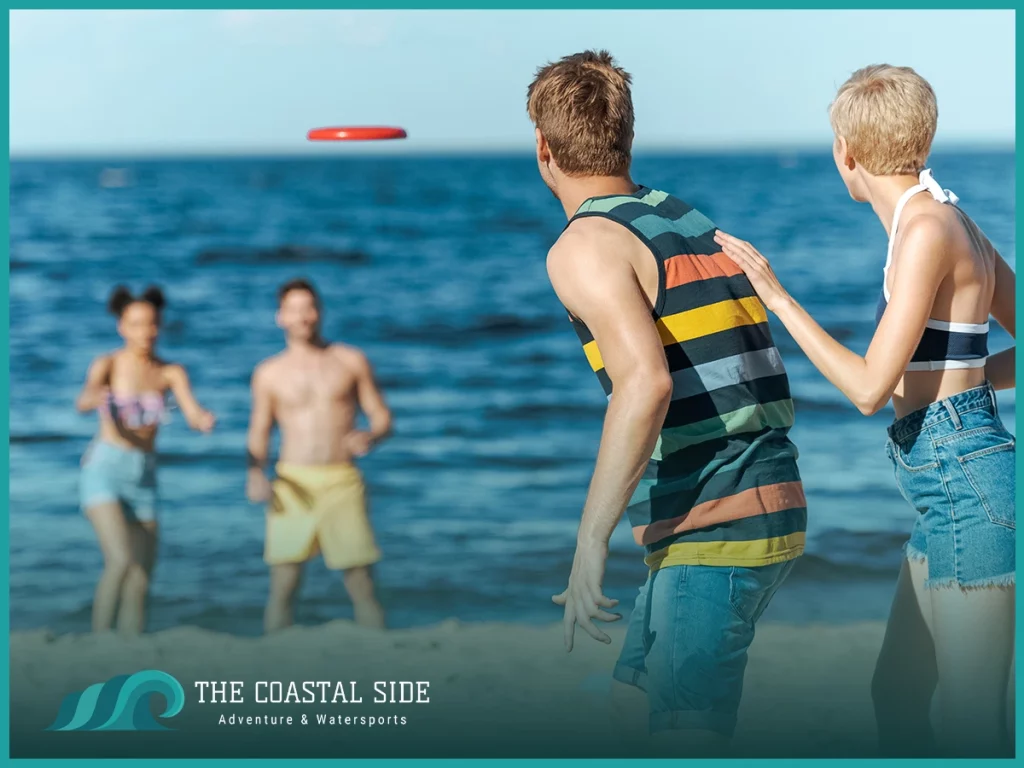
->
<box><xmin>164</xmin><ymin>364</ymin><xmax>216</xmax><ymax>432</ymax></box>
<box><xmin>715</xmin><ymin>218</ymin><xmax>950</xmax><ymax>415</ymax></box>
<box><xmin>985</xmin><ymin>249</ymin><xmax>1015</xmax><ymax>390</ymax></box>
<box><xmin>76</xmin><ymin>355</ymin><xmax>113</xmax><ymax>413</ymax></box>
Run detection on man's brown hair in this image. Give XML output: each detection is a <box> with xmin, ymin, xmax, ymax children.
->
<box><xmin>526</xmin><ymin>50</ymin><xmax>634</xmax><ymax>177</ymax></box>
<box><xmin>277</xmin><ymin>277</ymin><xmax>321</xmax><ymax>308</ymax></box>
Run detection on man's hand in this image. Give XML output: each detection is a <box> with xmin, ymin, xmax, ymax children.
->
<box><xmin>247</xmin><ymin>470</ymin><xmax>272</xmax><ymax>503</ymax></box>
<box><xmin>552</xmin><ymin>539</ymin><xmax>621</xmax><ymax>652</ymax></box>
<box><xmin>344</xmin><ymin>430</ymin><xmax>375</xmax><ymax>458</ymax></box>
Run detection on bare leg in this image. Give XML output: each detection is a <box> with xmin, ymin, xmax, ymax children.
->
<box><xmin>343</xmin><ymin>566</ymin><xmax>385</xmax><ymax>629</ymax></box>
<box><xmin>265</xmin><ymin>563</ymin><xmax>303</xmax><ymax>633</ymax></box>
<box><xmin>648</xmin><ymin>729</ymin><xmax>729</xmax><ymax>757</ymax></box>
<box><xmin>1008</xmin><ymin>656</ymin><xmax>1016</xmax><ymax>751</ymax></box>
<box><xmin>85</xmin><ymin>502</ymin><xmax>133</xmax><ymax>633</ymax></box>
<box><xmin>872</xmin><ymin>557</ymin><xmax>936</xmax><ymax>756</ymax></box>
<box><xmin>930</xmin><ymin>584</ymin><xmax>1015</xmax><ymax>756</ymax></box>
<box><xmin>610</xmin><ymin>680</ymin><xmax>647</xmax><ymax>737</ymax></box>
<box><xmin>118</xmin><ymin>520</ymin><xmax>158</xmax><ymax>635</ymax></box>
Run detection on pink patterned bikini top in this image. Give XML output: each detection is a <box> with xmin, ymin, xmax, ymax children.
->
<box><xmin>101</xmin><ymin>391</ymin><xmax>169</xmax><ymax>429</ymax></box>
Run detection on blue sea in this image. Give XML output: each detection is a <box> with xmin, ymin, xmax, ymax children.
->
<box><xmin>9</xmin><ymin>151</ymin><xmax>1015</xmax><ymax>635</ymax></box>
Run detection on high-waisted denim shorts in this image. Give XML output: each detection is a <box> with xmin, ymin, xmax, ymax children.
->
<box><xmin>886</xmin><ymin>383</ymin><xmax>1015</xmax><ymax>590</ymax></box>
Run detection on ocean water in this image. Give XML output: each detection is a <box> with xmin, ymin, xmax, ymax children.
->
<box><xmin>9</xmin><ymin>151</ymin><xmax>1015</xmax><ymax>635</ymax></box>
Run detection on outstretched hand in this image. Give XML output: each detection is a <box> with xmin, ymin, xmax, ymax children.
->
<box><xmin>192</xmin><ymin>409</ymin><xmax>216</xmax><ymax>433</ymax></box>
<box><xmin>714</xmin><ymin>230</ymin><xmax>791</xmax><ymax>313</ymax></box>
<box><xmin>553</xmin><ymin>540</ymin><xmax>621</xmax><ymax>652</ymax></box>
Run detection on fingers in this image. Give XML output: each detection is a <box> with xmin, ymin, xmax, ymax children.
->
<box><xmin>575</xmin><ymin>608</ymin><xmax>611</xmax><ymax>644</ymax></box>
<box><xmin>552</xmin><ymin>591</ymin><xmax>568</xmax><ymax>606</ymax></box>
<box><xmin>562</xmin><ymin>605</ymin><xmax>576</xmax><ymax>652</ymax></box>
<box><xmin>593</xmin><ymin>609</ymin><xmax>621</xmax><ymax>623</ymax></box>
<box><xmin>714</xmin><ymin>230</ymin><xmax>767</xmax><ymax>267</ymax></box>
<box><xmin>595</xmin><ymin>595</ymin><xmax>619</xmax><ymax>609</ymax></box>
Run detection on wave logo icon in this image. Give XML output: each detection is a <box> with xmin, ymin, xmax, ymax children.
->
<box><xmin>46</xmin><ymin>670</ymin><xmax>185</xmax><ymax>731</ymax></box>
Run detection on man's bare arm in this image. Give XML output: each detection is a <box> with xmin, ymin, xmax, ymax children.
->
<box><xmin>246</xmin><ymin>364</ymin><xmax>276</xmax><ymax>490</ymax></box>
<box><xmin>550</xmin><ymin>228</ymin><xmax>673</xmax><ymax>549</ymax></box>
<box><xmin>353</xmin><ymin>351</ymin><xmax>393</xmax><ymax>446</ymax></box>
<box><xmin>548</xmin><ymin>224</ymin><xmax>673</xmax><ymax>650</ymax></box>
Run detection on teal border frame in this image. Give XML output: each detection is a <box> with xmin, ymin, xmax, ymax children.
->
<box><xmin>2</xmin><ymin>5</ymin><xmax>1018</xmax><ymax>765</ymax></box>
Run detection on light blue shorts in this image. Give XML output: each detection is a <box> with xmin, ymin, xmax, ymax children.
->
<box><xmin>612</xmin><ymin>559</ymin><xmax>795</xmax><ymax>736</ymax></box>
<box><xmin>79</xmin><ymin>441</ymin><xmax>159</xmax><ymax>523</ymax></box>
<box><xmin>886</xmin><ymin>382</ymin><xmax>1015</xmax><ymax>590</ymax></box>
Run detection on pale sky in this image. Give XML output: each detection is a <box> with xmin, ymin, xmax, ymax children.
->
<box><xmin>9</xmin><ymin>9</ymin><xmax>1016</xmax><ymax>156</ymax></box>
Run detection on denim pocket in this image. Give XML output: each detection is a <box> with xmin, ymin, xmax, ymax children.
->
<box><xmin>886</xmin><ymin>440</ymin><xmax>911</xmax><ymax>503</ymax></box>
<box><xmin>958</xmin><ymin>433</ymin><xmax>1016</xmax><ymax>529</ymax></box>
<box><xmin>727</xmin><ymin>568</ymin><xmax>760</xmax><ymax>624</ymax></box>
<box><xmin>888</xmin><ymin>434</ymin><xmax>938</xmax><ymax>473</ymax></box>
<box><xmin>727</xmin><ymin>562</ymin><xmax>790</xmax><ymax>624</ymax></box>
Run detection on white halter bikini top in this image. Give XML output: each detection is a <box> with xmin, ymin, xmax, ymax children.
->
<box><xmin>875</xmin><ymin>169</ymin><xmax>989</xmax><ymax>372</ymax></box>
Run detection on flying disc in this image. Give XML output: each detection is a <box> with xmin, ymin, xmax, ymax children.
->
<box><xmin>307</xmin><ymin>126</ymin><xmax>407</xmax><ymax>141</ymax></box>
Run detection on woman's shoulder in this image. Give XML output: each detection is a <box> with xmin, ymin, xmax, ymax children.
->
<box><xmin>154</xmin><ymin>359</ymin><xmax>192</xmax><ymax>388</ymax></box>
<box><xmin>88</xmin><ymin>350</ymin><xmax>119</xmax><ymax>373</ymax></box>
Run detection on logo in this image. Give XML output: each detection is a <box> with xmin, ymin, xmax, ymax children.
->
<box><xmin>46</xmin><ymin>669</ymin><xmax>185</xmax><ymax>732</ymax></box>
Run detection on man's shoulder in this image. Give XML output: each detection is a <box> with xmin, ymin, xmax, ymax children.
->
<box><xmin>253</xmin><ymin>352</ymin><xmax>289</xmax><ymax>380</ymax></box>
<box><xmin>550</xmin><ymin>216</ymin><xmax>637</xmax><ymax>264</ymax></box>
<box><xmin>326</xmin><ymin>343</ymin><xmax>369</xmax><ymax>367</ymax></box>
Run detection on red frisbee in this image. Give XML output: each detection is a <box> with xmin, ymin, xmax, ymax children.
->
<box><xmin>307</xmin><ymin>126</ymin><xmax>407</xmax><ymax>141</ymax></box>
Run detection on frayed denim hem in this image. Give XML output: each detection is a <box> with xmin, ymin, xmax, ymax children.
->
<box><xmin>903</xmin><ymin>541</ymin><xmax>927</xmax><ymax>563</ymax></box>
<box><xmin>925</xmin><ymin>572</ymin><xmax>1015</xmax><ymax>591</ymax></box>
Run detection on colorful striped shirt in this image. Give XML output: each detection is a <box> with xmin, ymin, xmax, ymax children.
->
<box><xmin>568</xmin><ymin>186</ymin><xmax>807</xmax><ymax>570</ymax></box>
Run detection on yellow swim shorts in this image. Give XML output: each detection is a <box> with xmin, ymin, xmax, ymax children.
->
<box><xmin>265</xmin><ymin>463</ymin><xmax>381</xmax><ymax>570</ymax></box>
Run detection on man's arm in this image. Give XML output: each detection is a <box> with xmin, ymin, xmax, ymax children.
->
<box><xmin>985</xmin><ymin>249</ymin><xmax>1015</xmax><ymax>390</ymax></box>
<box><xmin>352</xmin><ymin>350</ymin><xmax>393</xmax><ymax>447</ymax></box>
<box><xmin>246</xmin><ymin>364</ymin><xmax>275</xmax><ymax>501</ymax></box>
<box><xmin>548</xmin><ymin>225</ymin><xmax>674</xmax><ymax>651</ymax></box>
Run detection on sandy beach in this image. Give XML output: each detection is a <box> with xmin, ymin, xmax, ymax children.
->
<box><xmin>12</xmin><ymin>619</ymin><xmax>888</xmax><ymax>758</ymax></box>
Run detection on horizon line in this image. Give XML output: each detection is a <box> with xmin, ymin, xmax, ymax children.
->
<box><xmin>9</xmin><ymin>139</ymin><xmax>1015</xmax><ymax>163</ymax></box>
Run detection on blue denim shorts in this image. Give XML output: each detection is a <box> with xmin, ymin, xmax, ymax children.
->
<box><xmin>79</xmin><ymin>440</ymin><xmax>159</xmax><ymax>523</ymax></box>
<box><xmin>886</xmin><ymin>382</ymin><xmax>1015</xmax><ymax>590</ymax></box>
<box><xmin>612</xmin><ymin>559</ymin><xmax>795</xmax><ymax>736</ymax></box>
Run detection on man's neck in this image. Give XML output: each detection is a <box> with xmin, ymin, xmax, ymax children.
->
<box><xmin>285</xmin><ymin>336</ymin><xmax>327</xmax><ymax>353</ymax></box>
<box><xmin>124</xmin><ymin>346</ymin><xmax>154</xmax><ymax>363</ymax></box>
<box><xmin>558</xmin><ymin>175</ymin><xmax>638</xmax><ymax>220</ymax></box>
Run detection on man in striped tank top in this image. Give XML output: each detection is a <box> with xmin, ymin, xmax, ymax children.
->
<box><xmin>527</xmin><ymin>51</ymin><xmax>807</xmax><ymax>750</ymax></box>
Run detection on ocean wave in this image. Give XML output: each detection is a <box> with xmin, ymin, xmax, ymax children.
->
<box><xmin>195</xmin><ymin>244</ymin><xmax>371</xmax><ymax>266</ymax></box>
<box><xmin>484</xmin><ymin>403</ymin><xmax>606</xmax><ymax>421</ymax></box>
<box><xmin>9</xmin><ymin>433</ymin><xmax>76</xmax><ymax>445</ymax></box>
<box><xmin>381</xmin><ymin>314</ymin><xmax>561</xmax><ymax>345</ymax></box>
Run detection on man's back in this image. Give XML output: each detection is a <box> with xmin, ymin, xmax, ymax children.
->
<box><xmin>564</xmin><ymin>186</ymin><xmax>807</xmax><ymax>570</ymax></box>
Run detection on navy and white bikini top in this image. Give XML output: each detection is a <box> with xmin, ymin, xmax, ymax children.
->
<box><xmin>875</xmin><ymin>169</ymin><xmax>989</xmax><ymax>372</ymax></box>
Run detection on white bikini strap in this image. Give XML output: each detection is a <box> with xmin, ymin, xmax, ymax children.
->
<box><xmin>883</xmin><ymin>168</ymin><xmax>960</xmax><ymax>301</ymax></box>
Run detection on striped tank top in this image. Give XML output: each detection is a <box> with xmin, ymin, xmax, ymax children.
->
<box><xmin>569</xmin><ymin>186</ymin><xmax>807</xmax><ymax>570</ymax></box>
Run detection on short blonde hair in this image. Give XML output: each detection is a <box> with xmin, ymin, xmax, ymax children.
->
<box><xmin>526</xmin><ymin>50</ymin><xmax>634</xmax><ymax>177</ymax></box>
<box><xmin>829</xmin><ymin>65</ymin><xmax>938</xmax><ymax>176</ymax></box>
